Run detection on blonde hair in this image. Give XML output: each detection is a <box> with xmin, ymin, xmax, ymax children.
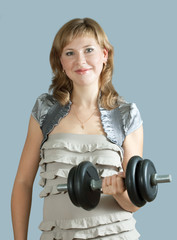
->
<box><xmin>49</xmin><ymin>18</ymin><xmax>123</xmax><ymax>109</ymax></box>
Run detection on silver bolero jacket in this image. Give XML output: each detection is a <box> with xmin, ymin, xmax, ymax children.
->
<box><xmin>31</xmin><ymin>93</ymin><xmax>143</xmax><ymax>150</ymax></box>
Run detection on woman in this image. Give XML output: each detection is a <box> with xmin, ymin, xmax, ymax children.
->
<box><xmin>11</xmin><ymin>18</ymin><xmax>143</xmax><ymax>240</ymax></box>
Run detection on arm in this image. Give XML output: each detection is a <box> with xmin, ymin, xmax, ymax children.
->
<box><xmin>102</xmin><ymin>125</ymin><xmax>143</xmax><ymax>212</ymax></box>
<box><xmin>11</xmin><ymin>115</ymin><xmax>43</xmax><ymax>240</ymax></box>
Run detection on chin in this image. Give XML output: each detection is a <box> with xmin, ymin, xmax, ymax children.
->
<box><xmin>72</xmin><ymin>76</ymin><xmax>99</xmax><ymax>86</ymax></box>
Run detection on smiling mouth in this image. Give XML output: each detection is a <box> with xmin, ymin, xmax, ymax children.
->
<box><xmin>75</xmin><ymin>68</ymin><xmax>91</xmax><ymax>74</ymax></box>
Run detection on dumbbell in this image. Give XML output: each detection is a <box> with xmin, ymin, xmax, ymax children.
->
<box><xmin>57</xmin><ymin>156</ymin><xmax>172</xmax><ymax>211</ymax></box>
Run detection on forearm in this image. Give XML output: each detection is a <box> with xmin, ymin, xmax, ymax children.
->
<box><xmin>11</xmin><ymin>181</ymin><xmax>33</xmax><ymax>240</ymax></box>
<box><xmin>113</xmin><ymin>191</ymin><xmax>140</xmax><ymax>213</ymax></box>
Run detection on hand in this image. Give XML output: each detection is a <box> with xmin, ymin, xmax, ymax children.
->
<box><xmin>102</xmin><ymin>172</ymin><xmax>126</xmax><ymax>196</ymax></box>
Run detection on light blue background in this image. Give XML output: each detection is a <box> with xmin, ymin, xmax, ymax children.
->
<box><xmin>1</xmin><ymin>0</ymin><xmax>176</xmax><ymax>239</ymax></box>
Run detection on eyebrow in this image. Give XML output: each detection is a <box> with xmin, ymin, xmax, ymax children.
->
<box><xmin>64</xmin><ymin>45</ymin><xmax>94</xmax><ymax>51</ymax></box>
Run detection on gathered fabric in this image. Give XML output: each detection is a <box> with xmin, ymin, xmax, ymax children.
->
<box><xmin>38</xmin><ymin>133</ymin><xmax>140</xmax><ymax>240</ymax></box>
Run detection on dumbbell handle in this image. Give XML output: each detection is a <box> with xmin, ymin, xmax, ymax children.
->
<box><xmin>90</xmin><ymin>173</ymin><xmax>172</xmax><ymax>191</ymax></box>
<box><xmin>90</xmin><ymin>174</ymin><xmax>172</xmax><ymax>190</ymax></box>
<box><xmin>57</xmin><ymin>184</ymin><xmax>68</xmax><ymax>192</ymax></box>
<box><xmin>57</xmin><ymin>179</ymin><xmax>102</xmax><ymax>192</ymax></box>
<box><xmin>151</xmin><ymin>174</ymin><xmax>172</xmax><ymax>185</ymax></box>
<box><xmin>90</xmin><ymin>174</ymin><xmax>172</xmax><ymax>191</ymax></box>
<box><xmin>57</xmin><ymin>174</ymin><xmax>172</xmax><ymax>192</ymax></box>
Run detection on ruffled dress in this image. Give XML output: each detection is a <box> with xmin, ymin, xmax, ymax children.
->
<box><xmin>38</xmin><ymin>133</ymin><xmax>140</xmax><ymax>240</ymax></box>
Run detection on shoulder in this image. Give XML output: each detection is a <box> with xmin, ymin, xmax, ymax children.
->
<box><xmin>99</xmin><ymin>100</ymin><xmax>143</xmax><ymax>148</ymax></box>
<box><xmin>118</xmin><ymin>102</ymin><xmax>143</xmax><ymax>136</ymax></box>
<box><xmin>112</xmin><ymin>102</ymin><xmax>143</xmax><ymax>136</ymax></box>
<box><xmin>31</xmin><ymin>93</ymin><xmax>57</xmax><ymax>126</ymax></box>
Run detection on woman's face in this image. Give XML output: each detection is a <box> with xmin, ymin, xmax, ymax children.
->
<box><xmin>60</xmin><ymin>35</ymin><xmax>108</xmax><ymax>87</ymax></box>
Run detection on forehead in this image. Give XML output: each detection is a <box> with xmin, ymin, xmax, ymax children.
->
<box><xmin>63</xmin><ymin>35</ymin><xmax>100</xmax><ymax>50</ymax></box>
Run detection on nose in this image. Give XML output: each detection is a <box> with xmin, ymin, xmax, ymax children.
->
<box><xmin>75</xmin><ymin>52</ymin><xmax>86</xmax><ymax>65</ymax></box>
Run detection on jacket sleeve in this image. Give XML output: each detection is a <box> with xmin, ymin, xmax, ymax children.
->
<box><xmin>31</xmin><ymin>93</ymin><xmax>56</xmax><ymax>127</ymax></box>
<box><xmin>119</xmin><ymin>103</ymin><xmax>143</xmax><ymax>136</ymax></box>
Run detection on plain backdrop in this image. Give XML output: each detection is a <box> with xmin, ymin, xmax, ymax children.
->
<box><xmin>1</xmin><ymin>0</ymin><xmax>176</xmax><ymax>239</ymax></box>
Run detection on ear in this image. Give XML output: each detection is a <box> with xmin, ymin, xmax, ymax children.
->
<box><xmin>103</xmin><ymin>48</ymin><xmax>108</xmax><ymax>63</ymax></box>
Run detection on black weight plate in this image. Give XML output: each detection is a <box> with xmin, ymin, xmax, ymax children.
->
<box><xmin>67</xmin><ymin>166</ymin><xmax>80</xmax><ymax>207</ymax></box>
<box><xmin>125</xmin><ymin>156</ymin><xmax>146</xmax><ymax>207</ymax></box>
<box><xmin>137</xmin><ymin>159</ymin><xmax>158</xmax><ymax>202</ymax></box>
<box><xmin>74</xmin><ymin>161</ymin><xmax>101</xmax><ymax>211</ymax></box>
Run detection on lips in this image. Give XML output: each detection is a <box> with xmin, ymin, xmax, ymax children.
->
<box><xmin>75</xmin><ymin>68</ymin><xmax>91</xmax><ymax>74</ymax></box>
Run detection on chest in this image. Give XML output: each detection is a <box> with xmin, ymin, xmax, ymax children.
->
<box><xmin>49</xmin><ymin>106</ymin><xmax>106</xmax><ymax>136</ymax></box>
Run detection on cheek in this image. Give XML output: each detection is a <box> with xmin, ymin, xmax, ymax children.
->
<box><xmin>93</xmin><ymin>54</ymin><xmax>103</xmax><ymax>64</ymax></box>
<box><xmin>92</xmin><ymin>55</ymin><xmax>104</xmax><ymax>72</ymax></box>
<box><xmin>61</xmin><ymin>58</ymin><xmax>72</xmax><ymax>70</ymax></box>
<box><xmin>94</xmin><ymin>53</ymin><xmax>104</xmax><ymax>65</ymax></box>
<box><xmin>87</xmin><ymin>56</ymin><xmax>103</xmax><ymax>72</ymax></box>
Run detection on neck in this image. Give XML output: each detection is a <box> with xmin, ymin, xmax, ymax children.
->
<box><xmin>70</xmin><ymin>85</ymin><xmax>100</xmax><ymax>109</ymax></box>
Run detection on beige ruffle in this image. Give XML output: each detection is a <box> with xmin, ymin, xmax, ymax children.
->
<box><xmin>39</xmin><ymin>155</ymin><xmax>122</xmax><ymax>168</ymax></box>
<box><xmin>39</xmin><ymin>178</ymin><xmax>45</xmax><ymax>187</ymax></box>
<box><xmin>41</xmin><ymin>135</ymin><xmax>123</xmax><ymax>155</ymax></box>
<box><xmin>40</xmin><ymin>230</ymin><xmax>140</xmax><ymax>240</ymax></box>
<box><xmin>40</xmin><ymin>168</ymin><xmax>70</xmax><ymax>179</ymax></box>
<box><xmin>39</xmin><ymin>217</ymin><xmax>139</xmax><ymax>240</ymax></box>
<box><xmin>39</xmin><ymin>211</ymin><xmax>133</xmax><ymax>230</ymax></box>
<box><xmin>39</xmin><ymin>185</ymin><xmax>68</xmax><ymax>198</ymax></box>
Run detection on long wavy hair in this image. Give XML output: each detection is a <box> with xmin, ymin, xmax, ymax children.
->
<box><xmin>49</xmin><ymin>18</ymin><xmax>124</xmax><ymax>109</ymax></box>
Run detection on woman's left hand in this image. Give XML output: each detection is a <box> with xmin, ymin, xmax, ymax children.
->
<box><xmin>102</xmin><ymin>172</ymin><xmax>126</xmax><ymax>196</ymax></box>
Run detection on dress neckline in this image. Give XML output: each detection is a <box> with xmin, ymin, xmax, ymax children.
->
<box><xmin>48</xmin><ymin>132</ymin><xmax>107</xmax><ymax>138</ymax></box>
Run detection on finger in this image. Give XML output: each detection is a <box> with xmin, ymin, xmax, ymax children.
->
<box><xmin>118</xmin><ymin>171</ymin><xmax>126</xmax><ymax>178</ymax></box>
<box><xmin>102</xmin><ymin>177</ymin><xmax>106</xmax><ymax>189</ymax></box>
<box><xmin>111</xmin><ymin>175</ymin><xmax>118</xmax><ymax>195</ymax></box>
<box><xmin>106</xmin><ymin>176</ymin><xmax>112</xmax><ymax>186</ymax></box>
<box><xmin>107</xmin><ymin>177</ymin><xmax>112</xmax><ymax>186</ymax></box>
<box><xmin>102</xmin><ymin>177</ymin><xmax>112</xmax><ymax>194</ymax></box>
<box><xmin>102</xmin><ymin>177</ymin><xmax>110</xmax><ymax>189</ymax></box>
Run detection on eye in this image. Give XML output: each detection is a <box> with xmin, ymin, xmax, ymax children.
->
<box><xmin>66</xmin><ymin>51</ymin><xmax>74</xmax><ymax>56</ymax></box>
<box><xmin>85</xmin><ymin>48</ymin><xmax>94</xmax><ymax>53</ymax></box>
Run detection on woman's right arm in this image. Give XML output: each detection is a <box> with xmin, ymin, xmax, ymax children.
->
<box><xmin>11</xmin><ymin>115</ymin><xmax>43</xmax><ymax>240</ymax></box>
